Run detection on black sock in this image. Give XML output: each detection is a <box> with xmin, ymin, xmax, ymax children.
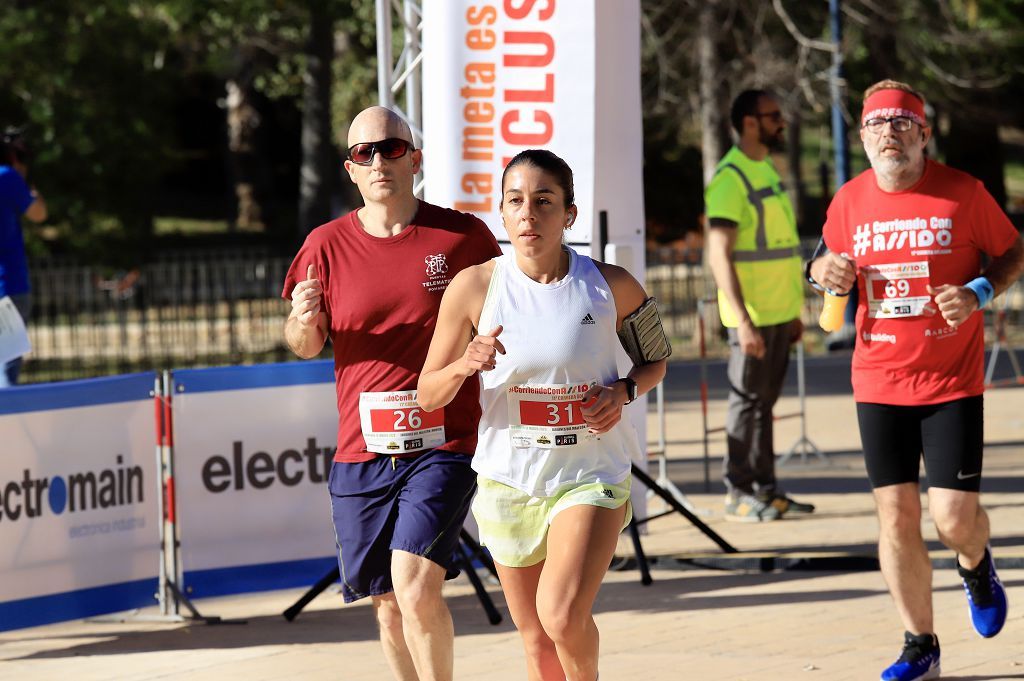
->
<box><xmin>905</xmin><ymin>631</ymin><xmax>938</xmax><ymax>651</ymax></box>
<box><xmin>958</xmin><ymin>550</ymin><xmax>988</xmax><ymax>577</ymax></box>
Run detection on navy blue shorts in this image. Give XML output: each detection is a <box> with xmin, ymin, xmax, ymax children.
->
<box><xmin>328</xmin><ymin>449</ymin><xmax>477</xmax><ymax>603</ymax></box>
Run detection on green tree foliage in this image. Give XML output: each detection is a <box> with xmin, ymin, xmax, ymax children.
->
<box><xmin>0</xmin><ymin>1</ymin><xmax>175</xmax><ymax>260</ymax></box>
<box><xmin>0</xmin><ymin>0</ymin><xmax>380</xmax><ymax>259</ymax></box>
<box><xmin>640</xmin><ymin>0</ymin><xmax>1024</xmax><ymax>241</ymax></box>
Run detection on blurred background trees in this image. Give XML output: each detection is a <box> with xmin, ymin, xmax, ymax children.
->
<box><xmin>640</xmin><ymin>0</ymin><xmax>1024</xmax><ymax>248</ymax></box>
<box><xmin>0</xmin><ymin>0</ymin><xmax>1021</xmax><ymax>264</ymax></box>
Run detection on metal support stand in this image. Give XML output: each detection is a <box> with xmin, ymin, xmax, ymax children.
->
<box><xmin>777</xmin><ymin>342</ymin><xmax>828</xmax><ymax>467</ymax></box>
<box><xmin>646</xmin><ymin>381</ymin><xmax>703</xmax><ymax>514</ymax></box>
<box><xmin>630</xmin><ymin>463</ymin><xmax>737</xmax><ymax>554</ymax></box>
<box><xmin>283</xmin><ymin>530</ymin><xmax>502</xmax><ymax>625</ymax></box>
<box><xmin>627</xmin><ymin>517</ymin><xmax>653</xmax><ymax>586</ymax></box>
<box><xmin>984</xmin><ymin>283</ymin><xmax>1024</xmax><ymax>388</ymax></box>
<box><xmin>91</xmin><ymin>372</ymin><xmax>240</xmax><ymax>625</ymax></box>
<box><xmin>698</xmin><ymin>299</ymin><xmax>717</xmax><ymax>492</ymax></box>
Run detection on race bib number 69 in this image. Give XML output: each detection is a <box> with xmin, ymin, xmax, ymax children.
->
<box><xmin>864</xmin><ymin>261</ymin><xmax>932</xmax><ymax>318</ymax></box>
<box><xmin>359</xmin><ymin>390</ymin><xmax>445</xmax><ymax>454</ymax></box>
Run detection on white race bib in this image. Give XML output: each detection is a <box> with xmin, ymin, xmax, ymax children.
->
<box><xmin>864</xmin><ymin>261</ymin><xmax>932</xmax><ymax>318</ymax></box>
<box><xmin>358</xmin><ymin>390</ymin><xmax>445</xmax><ymax>455</ymax></box>
<box><xmin>506</xmin><ymin>382</ymin><xmax>596</xmax><ymax>450</ymax></box>
<box><xmin>0</xmin><ymin>296</ymin><xmax>31</xmax><ymax>364</ymax></box>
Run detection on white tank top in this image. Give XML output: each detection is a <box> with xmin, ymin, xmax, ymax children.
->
<box><xmin>474</xmin><ymin>248</ymin><xmax>640</xmax><ymax>496</ymax></box>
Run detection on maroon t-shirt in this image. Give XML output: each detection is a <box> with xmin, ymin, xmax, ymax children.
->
<box><xmin>282</xmin><ymin>200</ymin><xmax>501</xmax><ymax>462</ymax></box>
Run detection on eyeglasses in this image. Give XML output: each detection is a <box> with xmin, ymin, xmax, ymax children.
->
<box><xmin>755</xmin><ymin>111</ymin><xmax>783</xmax><ymax>123</ymax></box>
<box><xmin>862</xmin><ymin>116</ymin><xmax>914</xmax><ymax>133</ymax></box>
<box><xmin>347</xmin><ymin>138</ymin><xmax>412</xmax><ymax>165</ymax></box>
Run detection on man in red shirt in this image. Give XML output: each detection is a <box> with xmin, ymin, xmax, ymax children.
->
<box><xmin>283</xmin><ymin>106</ymin><xmax>499</xmax><ymax>681</ymax></box>
<box><xmin>809</xmin><ymin>80</ymin><xmax>1023</xmax><ymax>681</ymax></box>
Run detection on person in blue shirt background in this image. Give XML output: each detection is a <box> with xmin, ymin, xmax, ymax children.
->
<box><xmin>1</xmin><ymin>127</ymin><xmax>47</xmax><ymax>385</ymax></box>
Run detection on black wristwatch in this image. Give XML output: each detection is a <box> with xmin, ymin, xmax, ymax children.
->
<box><xmin>616</xmin><ymin>377</ymin><xmax>638</xmax><ymax>405</ymax></box>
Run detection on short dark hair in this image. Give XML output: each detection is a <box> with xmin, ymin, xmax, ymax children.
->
<box><xmin>1</xmin><ymin>127</ymin><xmax>29</xmax><ymax>165</ymax></box>
<box><xmin>730</xmin><ymin>90</ymin><xmax>771</xmax><ymax>135</ymax></box>
<box><xmin>500</xmin><ymin>149</ymin><xmax>575</xmax><ymax>208</ymax></box>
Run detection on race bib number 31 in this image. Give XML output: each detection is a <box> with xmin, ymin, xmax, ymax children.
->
<box><xmin>507</xmin><ymin>382</ymin><xmax>596</xmax><ymax>450</ymax></box>
<box><xmin>359</xmin><ymin>390</ymin><xmax>445</xmax><ymax>454</ymax></box>
<box><xmin>864</xmin><ymin>261</ymin><xmax>931</xmax><ymax>318</ymax></box>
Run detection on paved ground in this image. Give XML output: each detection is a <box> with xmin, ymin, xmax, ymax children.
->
<box><xmin>3</xmin><ymin>354</ymin><xmax>1024</xmax><ymax>681</ymax></box>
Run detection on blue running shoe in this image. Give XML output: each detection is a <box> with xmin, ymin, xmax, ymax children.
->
<box><xmin>958</xmin><ymin>546</ymin><xmax>1008</xmax><ymax>638</ymax></box>
<box><xmin>880</xmin><ymin>631</ymin><xmax>940</xmax><ymax>681</ymax></box>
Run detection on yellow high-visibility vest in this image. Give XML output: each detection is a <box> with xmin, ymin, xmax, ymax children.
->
<box><xmin>705</xmin><ymin>149</ymin><xmax>803</xmax><ymax>327</ymax></box>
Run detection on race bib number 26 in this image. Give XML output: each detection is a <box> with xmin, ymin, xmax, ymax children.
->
<box><xmin>359</xmin><ymin>390</ymin><xmax>445</xmax><ymax>455</ymax></box>
<box><xmin>864</xmin><ymin>261</ymin><xmax>931</xmax><ymax>318</ymax></box>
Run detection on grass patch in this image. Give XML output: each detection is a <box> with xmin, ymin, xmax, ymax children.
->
<box><xmin>154</xmin><ymin>216</ymin><xmax>232</xmax><ymax>235</ymax></box>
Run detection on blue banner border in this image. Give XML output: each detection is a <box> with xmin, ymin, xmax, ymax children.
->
<box><xmin>0</xmin><ymin>372</ymin><xmax>156</xmax><ymax>415</ymax></box>
<box><xmin>172</xmin><ymin>360</ymin><xmax>333</xmax><ymax>394</ymax></box>
<box><xmin>0</xmin><ymin>578</ymin><xmax>158</xmax><ymax>632</ymax></box>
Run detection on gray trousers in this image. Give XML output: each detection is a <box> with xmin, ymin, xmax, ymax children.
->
<box><xmin>3</xmin><ymin>293</ymin><xmax>31</xmax><ymax>385</ymax></box>
<box><xmin>723</xmin><ymin>320</ymin><xmax>796</xmax><ymax>497</ymax></box>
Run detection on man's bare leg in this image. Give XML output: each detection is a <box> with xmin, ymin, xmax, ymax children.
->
<box><xmin>372</xmin><ymin>592</ymin><xmax>418</xmax><ymax>681</ymax></box>
<box><xmin>875</xmin><ymin>483</ymin><xmax>933</xmax><ymax>635</ymax></box>
<box><xmin>928</xmin><ymin>487</ymin><xmax>988</xmax><ymax>568</ymax></box>
<box><xmin>392</xmin><ymin>550</ymin><xmax>453</xmax><ymax>681</ymax></box>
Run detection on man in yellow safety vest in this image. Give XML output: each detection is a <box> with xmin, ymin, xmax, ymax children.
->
<box><xmin>704</xmin><ymin>89</ymin><xmax>814</xmax><ymax>522</ymax></box>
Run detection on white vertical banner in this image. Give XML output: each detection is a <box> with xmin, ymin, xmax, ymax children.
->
<box><xmin>422</xmin><ymin>0</ymin><xmax>596</xmax><ymax>248</ymax></box>
<box><xmin>422</xmin><ymin>0</ymin><xmax>648</xmax><ymax>514</ymax></box>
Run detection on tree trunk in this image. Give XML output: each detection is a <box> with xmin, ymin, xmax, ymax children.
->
<box><xmin>698</xmin><ymin>0</ymin><xmax>730</xmax><ymax>188</ymax></box>
<box><xmin>785</xmin><ymin>110</ymin><xmax>805</xmax><ymax>228</ymax></box>
<box><xmin>298</xmin><ymin>2</ymin><xmax>337</xmax><ymax>237</ymax></box>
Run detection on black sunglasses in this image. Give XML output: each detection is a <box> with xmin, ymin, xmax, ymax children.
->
<box><xmin>347</xmin><ymin>138</ymin><xmax>412</xmax><ymax>165</ymax></box>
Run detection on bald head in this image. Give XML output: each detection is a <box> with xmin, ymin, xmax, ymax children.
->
<box><xmin>347</xmin><ymin>106</ymin><xmax>414</xmax><ymax>147</ymax></box>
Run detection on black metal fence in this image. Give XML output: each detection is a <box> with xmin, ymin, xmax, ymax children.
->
<box><xmin>21</xmin><ymin>249</ymin><xmax>297</xmax><ymax>383</ymax></box>
<box><xmin>15</xmin><ymin>242</ymin><xmax>1022</xmax><ymax>384</ymax></box>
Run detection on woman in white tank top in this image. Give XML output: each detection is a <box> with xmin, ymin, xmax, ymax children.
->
<box><xmin>418</xmin><ymin>150</ymin><xmax>667</xmax><ymax>681</ymax></box>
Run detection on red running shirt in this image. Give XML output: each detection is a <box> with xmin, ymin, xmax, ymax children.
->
<box><xmin>823</xmin><ymin>160</ymin><xmax>1019</xmax><ymax>406</ymax></box>
<box><xmin>282</xmin><ymin>201</ymin><xmax>501</xmax><ymax>462</ymax></box>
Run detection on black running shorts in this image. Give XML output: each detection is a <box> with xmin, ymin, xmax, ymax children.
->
<box><xmin>856</xmin><ymin>395</ymin><xmax>984</xmax><ymax>492</ymax></box>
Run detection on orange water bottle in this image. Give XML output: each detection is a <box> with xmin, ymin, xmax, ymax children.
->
<box><xmin>819</xmin><ymin>292</ymin><xmax>849</xmax><ymax>332</ymax></box>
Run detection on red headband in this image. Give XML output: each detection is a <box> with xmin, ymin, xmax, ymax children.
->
<box><xmin>861</xmin><ymin>89</ymin><xmax>927</xmax><ymax>127</ymax></box>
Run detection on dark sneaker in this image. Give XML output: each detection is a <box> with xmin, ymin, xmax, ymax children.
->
<box><xmin>765</xmin><ymin>494</ymin><xmax>815</xmax><ymax>515</ymax></box>
<box><xmin>724</xmin><ymin>494</ymin><xmax>782</xmax><ymax>522</ymax></box>
<box><xmin>958</xmin><ymin>546</ymin><xmax>1008</xmax><ymax>638</ymax></box>
<box><xmin>880</xmin><ymin>631</ymin><xmax>940</xmax><ymax>681</ymax></box>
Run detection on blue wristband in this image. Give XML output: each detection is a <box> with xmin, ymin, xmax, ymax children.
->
<box><xmin>964</xmin><ymin>277</ymin><xmax>994</xmax><ymax>309</ymax></box>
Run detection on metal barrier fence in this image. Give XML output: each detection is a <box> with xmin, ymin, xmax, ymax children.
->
<box><xmin>16</xmin><ymin>242</ymin><xmax>1023</xmax><ymax>384</ymax></box>
<box><xmin>22</xmin><ymin>250</ymin><xmax>297</xmax><ymax>383</ymax></box>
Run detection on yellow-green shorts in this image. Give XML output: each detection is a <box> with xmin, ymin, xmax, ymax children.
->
<box><xmin>472</xmin><ymin>476</ymin><xmax>632</xmax><ymax>568</ymax></box>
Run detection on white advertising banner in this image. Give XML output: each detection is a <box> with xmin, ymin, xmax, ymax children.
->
<box><xmin>0</xmin><ymin>373</ymin><xmax>159</xmax><ymax>631</ymax></box>
<box><xmin>422</xmin><ymin>0</ymin><xmax>595</xmax><ymax>247</ymax></box>
<box><xmin>171</xmin><ymin>362</ymin><xmax>339</xmax><ymax>596</ymax></box>
<box><xmin>421</xmin><ymin>0</ymin><xmax>649</xmax><ymax>509</ymax></box>
<box><xmin>422</xmin><ymin>0</ymin><xmax>644</xmax><ymax>257</ymax></box>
